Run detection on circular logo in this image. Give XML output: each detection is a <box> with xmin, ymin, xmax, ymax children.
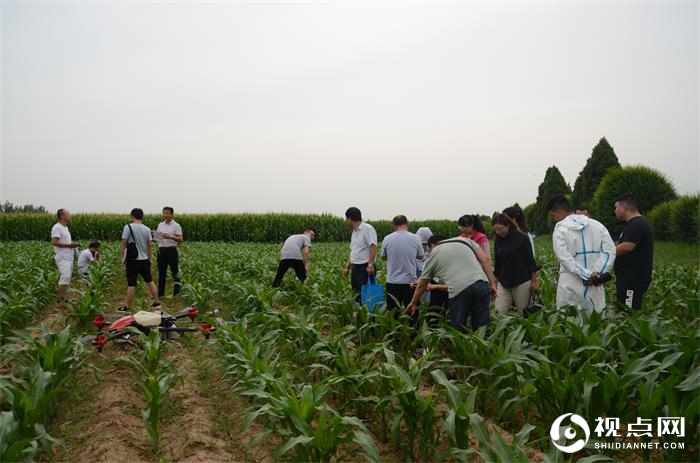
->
<box><xmin>550</xmin><ymin>413</ymin><xmax>590</xmax><ymax>453</ymax></box>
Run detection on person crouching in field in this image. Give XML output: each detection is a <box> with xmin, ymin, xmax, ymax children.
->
<box><xmin>380</xmin><ymin>215</ymin><xmax>424</xmax><ymax>314</ymax></box>
<box><xmin>51</xmin><ymin>208</ymin><xmax>80</xmax><ymax>304</ymax></box>
<box><xmin>273</xmin><ymin>228</ymin><xmax>316</xmax><ymax>287</ymax></box>
<box><xmin>119</xmin><ymin>208</ymin><xmax>161</xmax><ymax>312</ymax></box>
<box><xmin>342</xmin><ymin>207</ymin><xmax>378</xmax><ymax>302</ymax></box>
<box><xmin>548</xmin><ymin>194</ymin><xmax>616</xmax><ymax>314</ymax></box>
<box><xmin>77</xmin><ymin>241</ymin><xmax>100</xmax><ymax>277</ymax></box>
<box><xmin>156</xmin><ymin>206</ymin><xmax>183</xmax><ymax>298</ymax></box>
<box><xmin>405</xmin><ymin>235</ymin><xmax>497</xmax><ymax>333</ymax></box>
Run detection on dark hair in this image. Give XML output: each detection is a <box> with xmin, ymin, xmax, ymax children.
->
<box><xmin>546</xmin><ymin>194</ymin><xmax>572</xmax><ymax>212</ymax></box>
<box><xmin>575</xmin><ymin>205</ymin><xmax>590</xmax><ymax>212</ymax></box>
<box><xmin>130</xmin><ymin>208</ymin><xmax>145</xmax><ymax>220</ymax></box>
<box><xmin>502</xmin><ymin>205</ymin><xmax>529</xmax><ymax>233</ymax></box>
<box><xmin>458</xmin><ymin>214</ymin><xmax>486</xmax><ymax>234</ymax></box>
<box><xmin>56</xmin><ymin>208</ymin><xmax>66</xmax><ymax>221</ymax></box>
<box><xmin>614</xmin><ymin>193</ymin><xmax>638</xmax><ymax>211</ymax></box>
<box><xmin>162</xmin><ymin>206</ymin><xmax>174</xmax><ymax>214</ymax></box>
<box><xmin>492</xmin><ymin>214</ymin><xmax>519</xmax><ymax>240</ymax></box>
<box><xmin>345</xmin><ymin>207</ymin><xmax>362</xmax><ymax>222</ymax></box>
<box><xmin>89</xmin><ymin>241</ymin><xmax>100</xmax><ymax>249</ymax></box>
<box><xmin>392</xmin><ymin>215</ymin><xmax>408</xmax><ymax>227</ymax></box>
<box><xmin>304</xmin><ymin>227</ymin><xmax>317</xmax><ymax>236</ymax></box>
<box><xmin>428</xmin><ymin>234</ymin><xmax>448</xmax><ymax>246</ymax></box>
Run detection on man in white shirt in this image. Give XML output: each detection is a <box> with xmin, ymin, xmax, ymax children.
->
<box><xmin>272</xmin><ymin>228</ymin><xmax>316</xmax><ymax>287</ymax></box>
<box><xmin>77</xmin><ymin>241</ymin><xmax>100</xmax><ymax>277</ymax></box>
<box><xmin>342</xmin><ymin>207</ymin><xmax>378</xmax><ymax>302</ymax></box>
<box><xmin>155</xmin><ymin>206</ymin><xmax>183</xmax><ymax>297</ymax></box>
<box><xmin>51</xmin><ymin>209</ymin><xmax>80</xmax><ymax>304</ymax></box>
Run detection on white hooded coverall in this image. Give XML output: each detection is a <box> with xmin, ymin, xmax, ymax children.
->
<box><xmin>552</xmin><ymin>214</ymin><xmax>616</xmax><ymax>313</ymax></box>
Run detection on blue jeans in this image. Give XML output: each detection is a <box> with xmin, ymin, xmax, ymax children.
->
<box><xmin>448</xmin><ymin>280</ymin><xmax>490</xmax><ymax>332</ymax></box>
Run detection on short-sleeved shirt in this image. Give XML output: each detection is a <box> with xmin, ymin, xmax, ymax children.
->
<box><xmin>77</xmin><ymin>249</ymin><xmax>95</xmax><ymax>274</ymax></box>
<box><xmin>380</xmin><ymin>231</ymin><xmax>424</xmax><ymax>284</ymax></box>
<box><xmin>614</xmin><ymin>216</ymin><xmax>653</xmax><ymax>282</ymax></box>
<box><xmin>280</xmin><ymin>234</ymin><xmax>311</xmax><ymax>260</ymax></box>
<box><xmin>350</xmin><ymin>222</ymin><xmax>378</xmax><ymax>264</ymax></box>
<box><xmin>420</xmin><ymin>237</ymin><xmax>487</xmax><ymax>299</ymax></box>
<box><xmin>121</xmin><ymin>223</ymin><xmax>153</xmax><ymax>261</ymax></box>
<box><xmin>156</xmin><ymin>220</ymin><xmax>182</xmax><ymax>248</ymax></box>
<box><xmin>51</xmin><ymin>223</ymin><xmax>73</xmax><ymax>258</ymax></box>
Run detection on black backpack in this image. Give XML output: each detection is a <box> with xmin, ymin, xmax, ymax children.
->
<box><xmin>125</xmin><ymin>224</ymin><xmax>138</xmax><ymax>261</ymax></box>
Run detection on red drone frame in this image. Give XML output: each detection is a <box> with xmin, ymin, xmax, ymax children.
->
<box><xmin>86</xmin><ymin>306</ymin><xmax>214</xmax><ymax>351</ymax></box>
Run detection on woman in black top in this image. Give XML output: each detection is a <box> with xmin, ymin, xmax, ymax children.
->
<box><xmin>492</xmin><ymin>214</ymin><xmax>538</xmax><ymax>315</ymax></box>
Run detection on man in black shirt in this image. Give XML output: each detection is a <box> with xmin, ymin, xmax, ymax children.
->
<box><xmin>613</xmin><ymin>193</ymin><xmax>653</xmax><ymax>309</ymax></box>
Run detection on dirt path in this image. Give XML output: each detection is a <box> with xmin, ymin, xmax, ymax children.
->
<box><xmin>49</xmin><ymin>293</ymin><xmax>273</xmax><ymax>463</ymax></box>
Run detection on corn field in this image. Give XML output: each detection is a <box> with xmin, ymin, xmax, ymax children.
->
<box><xmin>0</xmin><ymin>213</ymin><xmax>488</xmax><ymax>242</ymax></box>
<box><xmin>0</xmin><ymin>238</ymin><xmax>697</xmax><ymax>462</ymax></box>
<box><xmin>180</xmin><ymin>240</ymin><xmax>699</xmax><ymax>462</ymax></box>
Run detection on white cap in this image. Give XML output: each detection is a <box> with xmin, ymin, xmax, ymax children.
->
<box><xmin>415</xmin><ymin>227</ymin><xmax>433</xmax><ymax>244</ymax></box>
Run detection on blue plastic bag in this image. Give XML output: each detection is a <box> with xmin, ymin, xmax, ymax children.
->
<box><xmin>361</xmin><ymin>276</ymin><xmax>384</xmax><ymax>312</ymax></box>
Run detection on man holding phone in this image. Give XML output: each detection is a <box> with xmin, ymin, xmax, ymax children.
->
<box><xmin>155</xmin><ymin>206</ymin><xmax>183</xmax><ymax>298</ymax></box>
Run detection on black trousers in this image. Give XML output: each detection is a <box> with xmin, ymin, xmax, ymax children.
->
<box><xmin>429</xmin><ymin>287</ymin><xmax>449</xmax><ymax>309</ymax></box>
<box><xmin>350</xmin><ymin>263</ymin><xmax>375</xmax><ymax>302</ymax></box>
<box><xmin>157</xmin><ymin>247</ymin><xmax>180</xmax><ymax>297</ymax></box>
<box><xmin>616</xmin><ymin>278</ymin><xmax>650</xmax><ymax>310</ymax></box>
<box><xmin>386</xmin><ymin>283</ymin><xmax>414</xmax><ymax>310</ymax></box>
<box><xmin>448</xmin><ymin>280</ymin><xmax>491</xmax><ymax>332</ymax></box>
<box><xmin>273</xmin><ymin>259</ymin><xmax>306</xmax><ymax>287</ymax></box>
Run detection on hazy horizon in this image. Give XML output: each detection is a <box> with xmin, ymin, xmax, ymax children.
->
<box><xmin>1</xmin><ymin>1</ymin><xmax>697</xmax><ymax>220</ymax></box>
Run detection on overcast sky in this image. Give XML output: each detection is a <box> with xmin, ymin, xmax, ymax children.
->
<box><xmin>1</xmin><ymin>1</ymin><xmax>697</xmax><ymax>219</ymax></box>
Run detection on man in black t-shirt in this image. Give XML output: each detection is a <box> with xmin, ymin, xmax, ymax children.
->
<box><xmin>613</xmin><ymin>193</ymin><xmax>653</xmax><ymax>309</ymax></box>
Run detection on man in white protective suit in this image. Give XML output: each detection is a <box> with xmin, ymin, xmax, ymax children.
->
<box><xmin>547</xmin><ymin>194</ymin><xmax>616</xmax><ymax>313</ymax></box>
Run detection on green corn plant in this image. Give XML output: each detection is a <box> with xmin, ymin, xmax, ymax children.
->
<box><xmin>460</xmin><ymin>413</ymin><xmax>535</xmax><ymax>463</ymax></box>
<box><xmin>71</xmin><ymin>261</ymin><xmax>112</xmax><ymax>330</ymax></box>
<box><xmin>309</xmin><ymin>331</ymin><xmax>384</xmax><ymax>417</ymax></box>
<box><xmin>120</xmin><ymin>330</ymin><xmax>180</xmax><ymax>451</ymax></box>
<box><xmin>431</xmin><ymin>369</ymin><xmax>477</xmax><ymax>451</ymax></box>
<box><xmin>180</xmin><ymin>281</ymin><xmax>218</xmax><ymax>311</ymax></box>
<box><xmin>0</xmin><ymin>243</ymin><xmax>60</xmax><ymax>342</ymax></box>
<box><xmin>244</xmin><ymin>381</ymin><xmax>379</xmax><ymax>462</ymax></box>
<box><xmin>0</xmin><ymin>364</ymin><xmax>65</xmax><ymax>455</ymax></box>
<box><xmin>8</xmin><ymin>326</ymin><xmax>86</xmax><ymax>388</ymax></box>
<box><xmin>0</xmin><ymin>410</ymin><xmax>39</xmax><ymax>463</ymax></box>
<box><xmin>379</xmin><ymin>348</ymin><xmax>440</xmax><ymax>462</ymax></box>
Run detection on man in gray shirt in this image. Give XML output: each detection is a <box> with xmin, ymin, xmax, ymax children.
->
<box><xmin>272</xmin><ymin>228</ymin><xmax>316</xmax><ymax>287</ymax></box>
<box><xmin>407</xmin><ymin>236</ymin><xmax>496</xmax><ymax>333</ymax></box>
<box><xmin>380</xmin><ymin>215</ymin><xmax>424</xmax><ymax>312</ymax></box>
<box><xmin>119</xmin><ymin>208</ymin><xmax>161</xmax><ymax>311</ymax></box>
